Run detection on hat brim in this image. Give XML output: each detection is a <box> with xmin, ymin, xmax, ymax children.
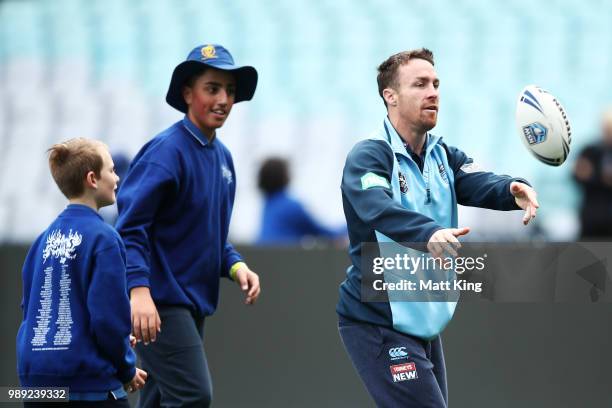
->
<box><xmin>166</xmin><ymin>60</ymin><xmax>258</xmax><ymax>113</ymax></box>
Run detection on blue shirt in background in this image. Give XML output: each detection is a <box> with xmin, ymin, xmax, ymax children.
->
<box><xmin>257</xmin><ymin>190</ymin><xmax>346</xmax><ymax>245</ymax></box>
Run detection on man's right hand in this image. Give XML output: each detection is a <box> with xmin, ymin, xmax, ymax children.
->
<box><xmin>125</xmin><ymin>368</ymin><xmax>148</xmax><ymax>393</ymax></box>
<box><xmin>427</xmin><ymin>227</ymin><xmax>470</xmax><ymax>258</ymax></box>
<box><xmin>130</xmin><ymin>287</ymin><xmax>161</xmax><ymax>345</ymax></box>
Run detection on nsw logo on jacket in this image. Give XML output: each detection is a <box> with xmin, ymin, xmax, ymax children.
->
<box><xmin>437</xmin><ymin>163</ymin><xmax>449</xmax><ymax>185</ymax></box>
<box><xmin>398</xmin><ymin>171</ymin><xmax>409</xmax><ymax>194</ymax></box>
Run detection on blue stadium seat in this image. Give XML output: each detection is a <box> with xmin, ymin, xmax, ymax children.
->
<box><xmin>1</xmin><ymin>0</ymin><xmax>611</xmax><ymax>242</ymax></box>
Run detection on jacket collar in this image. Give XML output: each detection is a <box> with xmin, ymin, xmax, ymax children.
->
<box><xmin>61</xmin><ymin>204</ymin><xmax>103</xmax><ymax>220</ymax></box>
<box><xmin>383</xmin><ymin>116</ymin><xmax>441</xmax><ymax>160</ymax></box>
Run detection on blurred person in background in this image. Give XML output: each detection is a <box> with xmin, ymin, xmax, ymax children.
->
<box><xmin>573</xmin><ymin>108</ymin><xmax>612</xmax><ymax>240</ymax></box>
<box><xmin>256</xmin><ymin>157</ymin><xmax>347</xmax><ymax>245</ymax></box>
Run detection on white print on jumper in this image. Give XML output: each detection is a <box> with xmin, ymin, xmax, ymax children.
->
<box><xmin>53</xmin><ymin>264</ymin><xmax>73</xmax><ymax>346</ymax></box>
<box><xmin>31</xmin><ymin>266</ymin><xmax>53</xmax><ymax>348</ymax></box>
<box><xmin>31</xmin><ymin>229</ymin><xmax>80</xmax><ymax>351</ymax></box>
<box><xmin>32</xmin><ymin>264</ymin><xmax>75</xmax><ymax>351</ymax></box>
<box><xmin>221</xmin><ymin>164</ymin><xmax>233</xmax><ymax>184</ymax></box>
<box><xmin>42</xmin><ymin>229</ymin><xmax>82</xmax><ymax>264</ymax></box>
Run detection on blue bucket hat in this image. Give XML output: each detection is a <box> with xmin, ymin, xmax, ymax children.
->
<box><xmin>166</xmin><ymin>44</ymin><xmax>258</xmax><ymax>113</ymax></box>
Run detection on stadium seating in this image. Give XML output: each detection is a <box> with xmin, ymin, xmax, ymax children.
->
<box><xmin>1</xmin><ymin>0</ymin><xmax>611</xmax><ymax>242</ymax></box>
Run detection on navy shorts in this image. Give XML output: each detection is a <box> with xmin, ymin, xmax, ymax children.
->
<box><xmin>338</xmin><ymin>315</ymin><xmax>448</xmax><ymax>408</ymax></box>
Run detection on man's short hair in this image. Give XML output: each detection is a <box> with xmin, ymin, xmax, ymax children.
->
<box><xmin>377</xmin><ymin>48</ymin><xmax>435</xmax><ymax>106</ymax></box>
<box><xmin>47</xmin><ymin>138</ymin><xmax>104</xmax><ymax>199</ymax></box>
<box><xmin>258</xmin><ymin>157</ymin><xmax>290</xmax><ymax>195</ymax></box>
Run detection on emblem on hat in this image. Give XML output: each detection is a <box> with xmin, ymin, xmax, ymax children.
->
<box><xmin>201</xmin><ymin>45</ymin><xmax>217</xmax><ymax>60</ymax></box>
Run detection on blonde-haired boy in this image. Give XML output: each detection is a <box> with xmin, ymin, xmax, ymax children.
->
<box><xmin>17</xmin><ymin>138</ymin><xmax>146</xmax><ymax>407</ymax></box>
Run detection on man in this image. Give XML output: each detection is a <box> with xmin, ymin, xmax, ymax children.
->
<box><xmin>116</xmin><ymin>44</ymin><xmax>261</xmax><ymax>408</ymax></box>
<box><xmin>336</xmin><ymin>48</ymin><xmax>539</xmax><ymax>407</ymax></box>
<box><xmin>256</xmin><ymin>157</ymin><xmax>346</xmax><ymax>245</ymax></box>
<box><xmin>573</xmin><ymin>107</ymin><xmax>612</xmax><ymax>239</ymax></box>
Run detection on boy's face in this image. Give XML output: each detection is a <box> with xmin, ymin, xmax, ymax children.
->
<box><xmin>183</xmin><ymin>68</ymin><xmax>236</xmax><ymax>137</ymax></box>
<box><xmin>93</xmin><ymin>145</ymin><xmax>120</xmax><ymax>208</ymax></box>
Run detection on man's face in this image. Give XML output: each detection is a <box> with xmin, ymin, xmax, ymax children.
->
<box><xmin>392</xmin><ymin>59</ymin><xmax>440</xmax><ymax>132</ymax></box>
<box><xmin>93</xmin><ymin>145</ymin><xmax>119</xmax><ymax>208</ymax></box>
<box><xmin>183</xmin><ymin>68</ymin><xmax>236</xmax><ymax>137</ymax></box>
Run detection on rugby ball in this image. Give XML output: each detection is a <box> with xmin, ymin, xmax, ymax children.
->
<box><xmin>515</xmin><ymin>85</ymin><xmax>571</xmax><ymax>166</ymax></box>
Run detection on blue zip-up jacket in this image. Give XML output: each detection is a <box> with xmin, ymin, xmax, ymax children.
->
<box><xmin>256</xmin><ymin>190</ymin><xmax>346</xmax><ymax>245</ymax></box>
<box><xmin>116</xmin><ymin>116</ymin><xmax>242</xmax><ymax>317</ymax></box>
<box><xmin>337</xmin><ymin>117</ymin><xmax>529</xmax><ymax>339</ymax></box>
<box><xmin>17</xmin><ymin>204</ymin><xmax>136</xmax><ymax>391</ymax></box>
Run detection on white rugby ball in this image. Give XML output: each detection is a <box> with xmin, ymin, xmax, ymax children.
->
<box><xmin>515</xmin><ymin>85</ymin><xmax>571</xmax><ymax>166</ymax></box>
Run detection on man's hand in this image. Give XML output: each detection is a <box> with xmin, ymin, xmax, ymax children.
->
<box><xmin>125</xmin><ymin>368</ymin><xmax>148</xmax><ymax>393</ymax></box>
<box><xmin>234</xmin><ymin>265</ymin><xmax>261</xmax><ymax>305</ymax></box>
<box><xmin>427</xmin><ymin>227</ymin><xmax>470</xmax><ymax>258</ymax></box>
<box><xmin>510</xmin><ymin>181</ymin><xmax>540</xmax><ymax>225</ymax></box>
<box><xmin>130</xmin><ymin>287</ymin><xmax>161</xmax><ymax>345</ymax></box>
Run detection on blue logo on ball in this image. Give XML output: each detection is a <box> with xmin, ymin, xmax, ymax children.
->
<box><xmin>522</xmin><ymin>122</ymin><xmax>547</xmax><ymax>145</ymax></box>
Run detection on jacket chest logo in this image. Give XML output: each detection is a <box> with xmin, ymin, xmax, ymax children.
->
<box><xmin>398</xmin><ymin>171</ymin><xmax>409</xmax><ymax>194</ymax></box>
<box><xmin>438</xmin><ymin>163</ymin><xmax>449</xmax><ymax>185</ymax></box>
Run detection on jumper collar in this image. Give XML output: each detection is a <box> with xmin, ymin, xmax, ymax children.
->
<box><xmin>182</xmin><ymin>116</ymin><xmax>215</xmax><ymax>146</ymax></box>
<box><xmin>62</xmin><ymin>203</ymin><xmax>103</xmax><ymax>220</ymax></box>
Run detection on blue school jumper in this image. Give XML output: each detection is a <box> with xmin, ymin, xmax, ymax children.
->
<box><xmin>116</xmin><ymin>116</ymin><xmax>243</xmax><ymax>317</ymax></box>
<box><xmin>17</xmin><ymin>204</ymin><xmax>135</xmax><ymax>399</ymax></box>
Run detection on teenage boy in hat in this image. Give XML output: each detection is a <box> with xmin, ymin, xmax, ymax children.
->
<box><xmin>116</xmin><ymin>44</ymin><xmax>261</xmax><ymax>407</ymax></box>
<box><xmin>17</xmin><ymin>138</ymin><xmax>147</xmax><ymax>407</ymax></box>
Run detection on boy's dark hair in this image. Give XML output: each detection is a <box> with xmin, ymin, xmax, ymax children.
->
<box><xmin>47</xmin><ymin>138</ymin><xmax>104</xmax><ymax>199</ymax></box>
<box><xmin>258</xmin><ymin>157</ymin><xmax>290</xmax><ymax>195</ymax></box>
<box><xmin>183</xmin><ymin>66</ymin><xmax>209</xmax><ymax>89</ymax></box>
<box><xmin>377</xmin><ymin>48</ymin><xmax>435</xmax><ymax>106</ymax></box>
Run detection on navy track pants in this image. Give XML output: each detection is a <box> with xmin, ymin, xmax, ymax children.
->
<box><xmin>338</xmin><ymin>315</ymin><xmax>448</xmax><ymax>408</ymax></box>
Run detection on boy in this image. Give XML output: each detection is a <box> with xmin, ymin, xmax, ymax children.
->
<box><xmin>116</xmin><ymin>43</ymin><xmax>261</xmax><ymax>407</ymax></box>
<box><xmin>17</xmin><ymin>138</ymin><xmax>147</xmax><ymax>407</ymax></box>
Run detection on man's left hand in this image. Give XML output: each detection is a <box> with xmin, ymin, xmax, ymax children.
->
<box><xmin>234</xmin><ymin>265</ymin><xmax>261</xmax><ymax>305</ymax></box>
<box><xmin>510</xmin><ymin>181</ymin><xmax>539</xmax><ymax>225</ymax></box>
